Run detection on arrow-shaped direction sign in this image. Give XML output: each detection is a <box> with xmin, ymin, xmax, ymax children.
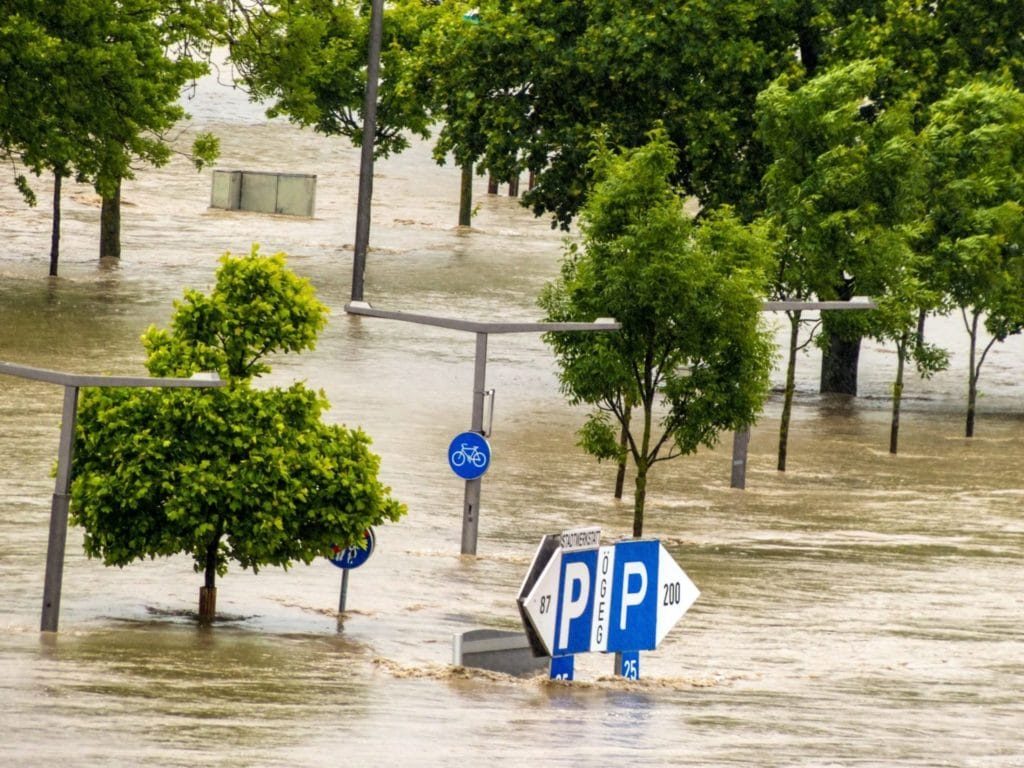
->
<box><xmin>518</xmin><ymin>538</ymin><xmax>699</xmax><ymax>657</ymax></box>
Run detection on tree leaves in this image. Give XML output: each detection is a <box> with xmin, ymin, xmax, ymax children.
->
<box><xmin>540</xmin><ymin>130</ymin><xmax>774</xmax><ymax>532</ymax></box>
<box><xmin>70</xmin><ymin>250</ymin><xmax>405</xmax><ymax>589</ymax></box>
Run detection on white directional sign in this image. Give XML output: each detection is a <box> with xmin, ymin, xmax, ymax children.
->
<box><xmin>519</xmin><ymin>538</ymin><xmax>699</xmax><ymax>657</ymax></box>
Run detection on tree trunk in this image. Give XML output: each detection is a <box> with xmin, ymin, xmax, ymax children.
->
<box><xmin>614</xmin><ymin>404</ymin><xmax>631</xmax><ymax>500</ymax></box>
<box><xmin>796</xmin><ymin>0</ymin><xmax>821</xmax><ymax>75</ymax></box>
<box><xmin>778</xmin><ymin>312</ymin><xmax>800</xmax><ymax>472</ymax></box>
<box><xmin>632</xmin><ymin>464</ymin><xmax>647</xmax><ymax>538</ymax></box>
<box><xmin>458</xmin><ymin>163</ymin><xmax>473</xmax><ymax>226</ymax></box>
<box><xmin>487</xmin><ymin>175</ymin><xmax>498</xmax><ymax>195</ymax></box>
<box><xmin>890</xmin><ymin>334</ymin><xmax>907</xmax><ymax>454</ymax></box>
<box><xmin>100</xmin><ymin>179</ymin><xmax>122</xmax><ymax>260</ymax></box>
<box><xmin>966</xmin><ymin>312</ymin><xmax>979</xmax><ymax>438</ymax></box>
<box><xmin>199</xmin><ymin>534</ymin><xmax>219</xmax><ymax>622</ymax></box>
<box><xmin>819</xmin><ymin>332</ymin><xmax>860</xmax><ymax>395</ymax></box>
<box><xmin>507</xmin><ymin>174</ymin><xmax>520</xmax><ymax>197</ymax></box>
<box><xmin>49</xmin><ymin>172</ymin><xmax>63</xmax><ymax>277</ymax></box>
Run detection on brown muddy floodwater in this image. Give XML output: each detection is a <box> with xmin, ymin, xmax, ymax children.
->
<box><xmin>1</xmin><ymin>82</ymin><xmax>1023</xmax><ymax>767</ymax></box>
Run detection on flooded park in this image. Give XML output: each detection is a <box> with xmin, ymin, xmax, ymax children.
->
<box><xmin>1</xmin><ymin>81</ymin><xmax>1022</xmax><ymax>766</ymax></box>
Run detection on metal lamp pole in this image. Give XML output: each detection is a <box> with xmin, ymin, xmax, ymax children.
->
<box><xmin>0</xmin><ymin>361</ymin><xmax>223</xmax><ymax>632</ymax></box>
<box><xmin>351</xmin><ymin>0</ymin><xmax>385</xmax><ymax>302</ymax></box>
<box><xmin>345</xmin><ymin>302</ymin><xmax>620</xmax><ymax>554</ymax></box>
<box><xmin>729</xmin><ymin>299</ymin><xmax>877</xmax><ymax>488</ymax></box>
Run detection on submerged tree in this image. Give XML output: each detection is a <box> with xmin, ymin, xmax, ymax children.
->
<box><xmin>70</xmin><ymin>248</ymin><xmax>405</xmax><ymax>621</ymax></box>
<box><xmin>0</xmin><ymin>0</ymin><xmax>219</xmax><ymax>273</ymax></box>
<box><xmin>758</xmin><ymin>59</ymin><xmax>935</xmax><ymax>466</ymax></box>
<box><xmin>922</xmin><ymin>81</ymin><xmax>1024</xmax><ymax>437</ymax></box>
<box><xmin>540</xmin><ymin>130</ymin><xmax>774</xmax><ymax>536</ymax></box>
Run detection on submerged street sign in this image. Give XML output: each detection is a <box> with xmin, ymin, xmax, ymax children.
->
<box><xmin>328</xmin><ymin>528</ymin><xmax>376</xmax><ymax>570</ymax></box>
<box><xmin>519</xmin><ymin>538</ymin><xmax>699</xmax><ymax>658</ymax></box>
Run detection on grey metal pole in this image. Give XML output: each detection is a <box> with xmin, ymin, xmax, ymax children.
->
<box><xmin>40</xmin><ymin>385</ymin><xmax>79</xmax><ymax>632</ymax></box>
<box><xmin>460</xmin><ymin>332</ymin><xmax>489</xmax><ymax>555</ymax></box>
<box><xmin>730</xmin><ymin>427</ymin><xmax>751</xmax><ymax>489</ymax></box>
<box><xmin>351</xmin><ymin>0</ymin><xmax>384</xmax><ymax>302</ymax></box>
<box><xmin>339</xmin><ymin>568</ymin><xmax>350</xmax><ymax>613</ymax></box>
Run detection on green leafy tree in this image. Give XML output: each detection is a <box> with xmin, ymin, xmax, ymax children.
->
<box><xmin>411</xmin><ymin>0</ymin><xmax>798</xmax><ymax>229</ymax></box>
<box><xmin>539</xmin><ymin>130</ymin><xmax>774</xmax><ymax>536</ymax></box>
<box><xmin>921</xmin><ymin>81</ymin><xmax>1024</xmax><ymax>437</ymax></box>
<box><xmin>226</xmin><ymin>0</ymin><xmax>435</xmax><ymax>159</ymax></box>
<box><xmin>0</xmin><ymin>0</ymin><xmax>220</xmax><ymax>273</ymax></box>
<box><xmin>70</xmin><ymin>247</ymin><xmax>405</xmax><ymax>621</ymax></box>
<box><xmin>757</xmin><ymin>59</ymin><xmax>940</xmax><ymax>465</ymax></box>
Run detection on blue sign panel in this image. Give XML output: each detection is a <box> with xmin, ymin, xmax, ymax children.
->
<box><xmin>608</xmin><ymin>540</ymin><xmax>659</xmax><ymax>652</ymax></box>
<box><xmin>549</xmin><ymin>655</ymin><xmax>575</xmax><ymax>681</ymax></box>
<box><xmin>552</xmin><ymin>548</ymin><xmax>598</xmax><ymax>656</ymax></box>
<box><xmin>618</xmin><ymin>651</ymin><xmax>641</xmax><ymax>680</ymax></box>
<box><xmin>328</xmin><ymin>528</ymin><xmax>376</xmax><ymax>570</ymax></box>
<box><xmin>448</xmin><ymin>431</ymin><xmax>491</xmax><ymax>480</ymax></box>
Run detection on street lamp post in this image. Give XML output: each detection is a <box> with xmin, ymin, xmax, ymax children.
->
<box><xmin>729</xmin><ymin>299</ymin><xmax>876</xmax><ymax>489</ymax></box>
<box><xmin>0</xmin><ymin>361</ymin><xmax>223</xmax><ymax>632</ymax></box>
<box><xmin>351</xmin><ymin>0</ymin><xmax>385</xmax><ymax>302</ymax></box>
<box><xmin>346</xmin><ymin>302</ymin><xmax>619</xmax><ymax>554</ymax></box>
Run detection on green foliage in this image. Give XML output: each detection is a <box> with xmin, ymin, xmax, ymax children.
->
<box><xmin>758</xmin><ymin>59</ymin><xmax>926</xmax><ymax>303</ymax></box>
<box><xmin>145</xmin><ymin>246</ymin><xmax>328</xmax><ymax>379</ymax></box>
<box><xmin>0</xmin><ymin>0</ymin><xmax>212</xmax><ymax>199</ymax></box>
<box><xmin>408</xmin><ymin>0</ymin><xmax>798</xmax><ymax>228</ymax></box>
<box><xmin>577</xmin><ymin>412</ymin><xmax>623</xmax><ymax>463</ymax></box>
<box><xmin>923</xmin><ymin>81</ymin><xmax>1024</xmax><ymax>326</ymax></box>
<box><xmin>70</xmin><ymin>248</ymin><xmax>405</xmax><ymax>591</ymax></box>
<box><xmin>190</xmin><ymin>132</ymin><xmax>221</xmax><ymax>171</ymax></box>
<box><xmin>228</xmin><ymin>0</ymin><xmax>436</xmax><ymax>157</ymax></box>
<box><xmin>540</xmin><ymin>129</ymin><xmax>774</xmax><ymax>533</ymax></box>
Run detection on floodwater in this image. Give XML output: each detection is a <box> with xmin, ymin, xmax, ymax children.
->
<box><xmin>1</xmin><ymin>81</ymin><xmax>1023</xmax><ymax>767</ymax></box>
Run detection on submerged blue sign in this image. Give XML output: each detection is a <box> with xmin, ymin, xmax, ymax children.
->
<box><xmin>608</xmin><ymin>540</ymin><xmax>659</xmax><ymax>652</ymax></box>
<box><xmin>448</xmin><ymin>431</ymin><xmax>491</xmax><ymax>480</ymax></box>
<box><xmin>521</xmin><ymin>538</ymin><xmax>700</xmax><ymax>657</ymax></box>
<box><xmin>328</xmin><ymin>529</ymin><xmax>376</xmax><ymax>570</ymax></box>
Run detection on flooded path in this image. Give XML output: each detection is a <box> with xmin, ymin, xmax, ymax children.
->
<box><xmin>1</xmin><ymin>84</ymin><xmax>1022</xmax><ymax>766</ymax></box>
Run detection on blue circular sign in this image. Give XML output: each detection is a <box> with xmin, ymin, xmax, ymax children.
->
<box><xmin>328</xmin><ymin>528</ymin><xmax>376</xmax><ymax>570</ymax></box>
<box><xmin>448</xmin><ymin>431</ymin><xmax>491</xmax><ymax>480</ymax></box>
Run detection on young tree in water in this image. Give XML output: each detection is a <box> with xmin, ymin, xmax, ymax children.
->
<box><xmin>539</xmin><ymin>130</ymin><xmax>774</xmax><ymax>537</ymax></box>
<box><xmin>921</xmin><ymin>81</ymin><xmax>1024</xmax><ymax>438</ymax></box>
<box><xmin>70</xmin><ymin>248</ymin><xmax>405</xmax><ymax>621</ymax></box>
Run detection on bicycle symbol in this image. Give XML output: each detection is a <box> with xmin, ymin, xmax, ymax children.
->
<box><xmin>448</xmin><ymin>431</ymin><xmax>491</xmax><ymax>479</ymax></box>
<box><xmin>450</xmin><ymin>443</ymin><xmax>488</xmax><ymax>469</ymax></box>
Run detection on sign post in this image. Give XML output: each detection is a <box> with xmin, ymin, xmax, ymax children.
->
<box><xmin>328</xmin><ymin>528</ymin><xmax>376</xmax><ymax>613</ymax></box>
<box><xmin>345</xmin><ymin>302</ymin><xmax>619</xmax><ymax>555</ymax></box>
<box><xmin>518</xmin><ymin>530</ymin><xmax>699</xmax><ymax>681</ymax></box>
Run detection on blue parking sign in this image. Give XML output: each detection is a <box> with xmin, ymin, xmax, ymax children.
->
<box><xmin>552</xmin><ymin>548</ymin><xmax>598</xmax><ymax>656</ymax></box>
<box><xmin>607</xmin><ymin>540</ymin><xmax>659</xmax><ymax>652</ymax></box>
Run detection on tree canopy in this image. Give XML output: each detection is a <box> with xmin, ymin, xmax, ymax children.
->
<box><xmin>226</xmin><ymin>0</ymin><xmax>438</xmax><ymax>158</ymax></box>
<box><xmin>70</xmin><ymin>248</ymin><xmax>405</xmax><ymax>620</ymax></box>
<box><xmin>410</xmin><ymin>0</ymin><xmax>798</xmax><ymax>228</ymax></box>
<box><xmin>540</xmin><ymin>129</ymin><xmax>774</xmax><ymax>534</ymax></box>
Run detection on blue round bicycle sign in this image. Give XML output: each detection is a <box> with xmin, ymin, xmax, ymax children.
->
<box><xmin>328</xmin><ymin>528</ymin><xmax>376</xmax><ymax>570</ymax></box>
<box><xmin>448</xmin><ymin>431</ymin><xmax>491</xmax><ymax>480</ymax></box>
